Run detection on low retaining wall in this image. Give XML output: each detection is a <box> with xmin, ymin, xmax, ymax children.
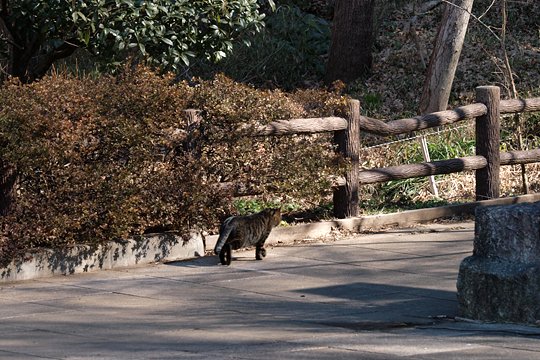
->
<box><xmin>457</xmin><ymin>201</ymin><xmax>540</xmax><ymax>324</ymax></box>
<box><xmin>2</xmin><ymin>193</ymin><xmax>539</xmax><ymax>283</ymax></box>
<box><xmin>1</xmin><ymin>232</ymin><xmax>204</xmax><ymax>282</ymax></box>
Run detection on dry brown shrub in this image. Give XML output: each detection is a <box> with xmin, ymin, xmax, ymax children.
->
<box><xmin>0</xmin><ymin>68</ymin><xmax>348</xmax><ymax>265</ymax></box>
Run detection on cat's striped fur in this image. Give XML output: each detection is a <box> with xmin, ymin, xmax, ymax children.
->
<box><xmin>214</xmin><ymin>208</ymin><xmax>281</xmax><ymax>265</ymax></box>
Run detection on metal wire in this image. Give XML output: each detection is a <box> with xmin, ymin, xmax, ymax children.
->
<box><xmin>360</xmin><ymin>123</ymin><xmax>473</xmax><ymax>151</ymax></box>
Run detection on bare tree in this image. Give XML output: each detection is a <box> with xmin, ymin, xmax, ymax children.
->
<box><xmin>419</xmin><ymin>0</ymin><xmax>474</xmax><ymax>114</ymax></box>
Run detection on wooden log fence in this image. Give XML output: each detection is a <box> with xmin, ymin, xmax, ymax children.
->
<box><xmin>216</xmin><ymin>86</ymin><xmax>540</xmax><ymax>218</ymax></box>
<box><xmin>254</xmin><ymin>97</ymin><xmax>540</xmax><ymax>138</ymax></box>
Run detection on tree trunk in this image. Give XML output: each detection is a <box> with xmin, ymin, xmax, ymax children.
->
<box><xmin>0</xmin><ymin>12</ymin><xmax>78</xmax><ymax>83</ymax></box>
<box><xmin>325</xmin><ymin>0</ymin><xmax>375</xmax><ymax>85</ymax></box>
<box><xmin>418</xmin><ymin>0</ymin><xmax>474</xmax><ymax>114</ymax></box>
<box><xmin>10</xmin><ymin>40</ymin><xmax>78</xmax><ymax>83</ymax></box>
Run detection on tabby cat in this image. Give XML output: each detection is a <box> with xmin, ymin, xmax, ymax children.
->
<box><xmin>214</xmin><ymin>208</ymin><xmax>281</xmax><ymax>265</ymax></box>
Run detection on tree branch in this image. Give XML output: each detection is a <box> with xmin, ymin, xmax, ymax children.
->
<box><xmin>440</xmin><ymin>0</ymin><xmax>500</xmax><ymax>41</ymax></box>
<box><xmin>404</xmin><ymin>1</ymin><xmax>443</xmax><ymax>69</ymax></box>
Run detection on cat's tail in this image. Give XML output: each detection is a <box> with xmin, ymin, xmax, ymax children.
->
<box><xmin>214</xmin><ymin>217</ymin><xmax>234</xmax><ymax>255</ymax></box>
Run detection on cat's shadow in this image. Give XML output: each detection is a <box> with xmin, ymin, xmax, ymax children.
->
<box><xmin>166</xmin><ymin>254</ymin><xmax>258</xmax><ymax>267</ymax></box>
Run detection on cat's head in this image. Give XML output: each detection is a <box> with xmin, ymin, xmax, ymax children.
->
<box><xmin>264</xmin><ymin>207</ymin><xmax>281</xmax><ymax>226</ymax></box>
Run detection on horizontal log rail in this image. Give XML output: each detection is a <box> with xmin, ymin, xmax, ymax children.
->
<box><xmin>356</xmin><ymin>155</ymin><xmax>486</xmax><ymax>184</ymax></box>
<box><xmin>360</xmin><ymin>103</ymin><xmax>487</xmax><ymax>136</ymax></box>
<box><xmin>225</xmin><ymin>149</ymin><xmax>540</xmax><ymax>194</ymax></box>
<box><xmin>255</xmin><ymin>117</ymin><xmax>347</xmax><ymax>136</ymax></box>
<box><xmin>500</xmin><ymin>149</ymin><xmax>540</xmax><ymax>165</ymax></box>
<box><xmin>350</xmin><ymin>149</ymin><xmax>540</xmax><ymax>185</ymax></box>
<box><xmin>254</xmin><ymin>97</ymin><xmax>540</xmax><ymax>138</ymax></box>
<box><xmin>500</xmin><ymin>98</ymin><xmax>540</xmax><ymax>114</ymax></box>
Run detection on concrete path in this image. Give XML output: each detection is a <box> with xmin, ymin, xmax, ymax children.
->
<box><xmin>1</xmin><ymin>222</ymin><xmax>539</xmax><ymax>359</ymax></box>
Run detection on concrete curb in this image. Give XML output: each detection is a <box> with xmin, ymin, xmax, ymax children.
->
<box><xmin>0</xmin><ymin>232</ymin><xmax>204</xmax><ymax>283</ymax></box>
<box><xmin>205</xmin><ymin>193</ymin><xmax>540</xmax><ymax>250</ymax></box>
<box><xmin>2</xmin><ymin>193</ymin><xmax>538</xmax><ymax>283</ymax></box>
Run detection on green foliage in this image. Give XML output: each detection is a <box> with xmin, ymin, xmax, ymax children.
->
<box><xmin>0</xmin><ymin>67</ymin><xmax>348</xmax><ymax>265</ymax></box>
<box><xmin>88</xmin><ymin>0</ymin><xmax>266</xmax><ymax>67</ymax></box>
<box><xmin>275</xmin><ymin>0</ymin><xmax>333</xmax><ymax>19</ymax></box>
<box><xmin>233</xmin><ymin>199</ymin><xmax>298</xmax><ymax>216</ymax></box>
<box><xmin>362</xmin><ymin>92</ymin><xmax>384</xmax><ymax>116</ymax></box>
<box><xmin>378</xmin><ymin>178</ymin><xmax>427</xmax><ymax>205</ymax></box>
<box><xmin>427</xmin><ymin>137</ymin><xmax>475</xmax><ymax>161</ymax></box>
<box><xmin>1</xmin><ymin>0</ymin><xmax>267</xmax><ymax>81</ymax></box>
<box><xmin>194</xmin><ymin>5</ymin><xmax>330</xmax><ymax>89</ymax></box>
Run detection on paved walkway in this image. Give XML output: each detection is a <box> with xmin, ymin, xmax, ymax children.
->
<box><xmin>1</xmin><ymin>222</ymin><xmax>539</xmax><ymax>359</ymax></box>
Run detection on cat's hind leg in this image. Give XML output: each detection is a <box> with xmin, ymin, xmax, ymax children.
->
<box><xmin>219</xmin><ymin>243</ymin><xmax>232</xmax><ymax>265</ymax></box>
<box><xmin>255</xmin><ymin>244</ymin><xmax>266</xmax><ymax>260</ymax></box>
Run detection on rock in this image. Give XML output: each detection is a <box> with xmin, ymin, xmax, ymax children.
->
<box><xmin>457</xmin><ymin>201</ymin><xmax>540</xmax><ymax>324</ymax></box>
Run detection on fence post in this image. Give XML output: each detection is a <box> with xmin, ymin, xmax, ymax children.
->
<box><xmin>475</xmin><ymin>86</ymin><xmax>501</xmax><ymax>201</ymax></box>
<box><xmin>333</xmin><ymin>99</ymin><xmax>360</xmax><ymax>218</ymax></box>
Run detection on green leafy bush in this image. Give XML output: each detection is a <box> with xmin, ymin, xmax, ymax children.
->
<box><xmin>193</xmin><ymin>5</ymin><xmax>330</xmax><ymax>89</ymax></box>
<box><xmin>1</xmin><ymin>0</ymin><xmax>266</xmax><ymax>82</ymax></box>
<box><xmin>0</xmin><ymin>68</ymin><xmax>348</xmax><ymax>265</ymax></box>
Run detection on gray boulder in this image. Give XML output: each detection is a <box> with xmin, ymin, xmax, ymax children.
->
<box><xmin>457</xmin><ymin>201</ymin><xmax>540</xmax><ymax>324</ymax></box>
